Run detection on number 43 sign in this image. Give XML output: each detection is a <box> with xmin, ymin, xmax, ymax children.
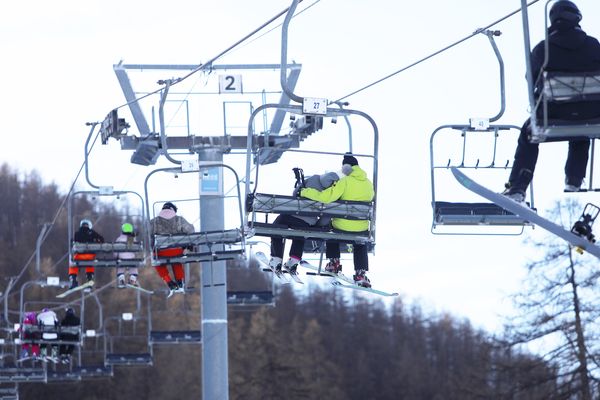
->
<box><xmin>219</xmin><ymin>74</ymin><xmax>243</xmax><ymax>94</ymax></box>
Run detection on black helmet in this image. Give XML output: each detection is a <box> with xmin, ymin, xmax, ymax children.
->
<box><xmin>162</xmin><ymin>202</ymin><xmax>178</xmax><ymax>212</ymax></box>
<box><xmin>550</xmin><ymin>0</ymin><xmax>582</xmax><ymax>25</ymax></box>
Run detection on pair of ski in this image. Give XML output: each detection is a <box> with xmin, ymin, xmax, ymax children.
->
<box><xmin>256</xmin><ymin>252</ymin><xmax>304</xmax><ymax>284</ymax></box>
<box><xmin>56</xmin><ymin>280</ymin><xmax>153</xmax><ymax>298</ymax></box>
<box><xmin>17</xmin><ymin>353</ymin><xmax>63</xmax><ymax>364</ymax></box>
<box><xmin>256</xmin><ymin>252</ymin><xmax>398</xmax><ymax>297</ymax></box>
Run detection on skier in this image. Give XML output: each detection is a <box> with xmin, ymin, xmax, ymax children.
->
<box><xmin>267</xmin><ymin>167</ymin><xmax>350</xmax><ymax>275</ymax></box>
<box><xmin>503</xmin><ymin>0</ymin><xmax>600</xmax><ymax>201</ymax></box>
<box><xmin>20</xmin><ymin>312</ymin><xmax>40</xmax><ymax>360</ymax></box>
<box><xmin>37</xmin><ymin>308</ymin><xmax>59</xmax><ymax>361</ymax></box>
<box><xmin>115</xmin><ymin>222</ymin><xmax>140</xmax><ymax>288</ymax></box>
<box><xmin>300</xmin><ymin>153</ymin><xmax>375</xmax><ymax>288</ymax></box>
<box><xmin>58</xmin><ymin>308</ymin><xmax>80</xmax><ymax>364</ymax></box>
<box><xmin>69</xmin><ymin>219</ymin><xmax>105</xmax><ymax>290</ymax></box>
<box><xmin>150</xmin><ymin>202</ymin><xmax>195</xmax><ymax>298</ymax></box>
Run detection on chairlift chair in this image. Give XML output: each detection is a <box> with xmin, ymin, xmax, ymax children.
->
<box><xmin>67</xmin><ymin>189</ymin><xmax>147</xmax><ymax>268</ymax></box>
<box><xmin>520</xmin><ymin>0</ymin><xmax>600</xmax><ymax>190</ymax></box>
<box><xmin>430</xmin><ymin>30</ymin><xmax>536</xmax><ymax>234</ymax></box>
<box><xmin>244</xmin><ymin>105</ymin><xmax>380</xmax><ymax>272</ymax></box>
<box><xmin>144</xmin><ymin>164</ymin><xmax>246</xmax><ymax>267</ymax></box>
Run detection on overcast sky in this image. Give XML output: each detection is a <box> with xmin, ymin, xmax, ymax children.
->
<box><xmin>2</xmin><ymin>0</ymin><xmax>600</xmax><ymax>333</ymax></box>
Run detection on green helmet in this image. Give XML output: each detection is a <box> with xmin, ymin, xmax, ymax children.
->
<box><xmin>121</xmin><ymin>223</ymin><xmax>134</xmax><ymax>234</ymax></box>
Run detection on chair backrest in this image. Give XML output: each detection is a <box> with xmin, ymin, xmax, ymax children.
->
<box><xmin>543</xmin><ymin>71</ymin><xmax>600</xmax><ymax>102</ymax></box>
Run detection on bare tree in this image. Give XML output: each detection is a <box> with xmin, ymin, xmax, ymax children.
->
<box><xmin>506</xmin><ymin>198</ymin><xmax>600</xmax><ymax>400</ymax></box>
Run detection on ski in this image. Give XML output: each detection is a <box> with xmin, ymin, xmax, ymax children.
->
<box><xmin>44</xmin><ymin>356</ymin><xmax>60</xmax><ymax>364</ymax></box>
<box><xmin>126</xmin><ymin>284</ymin><xmax>154</xmax><ymax>294</ymax></box>
<box><xmin>56</xmin><ymin>280</ymin><xmax>94</xmax><ymax>298</ymax></box>
<box><xmin>283</xmin><ymin>266</ymin><xmax>304</xmax><ymax>284</ymax></box>
<box><xmin>299</xmin><ymin>260</ymin><xmax>399</xmax><ymax>297</ymax></box>
<box><xmin>255</xmin><ymin>252</ymin><xmax>290</xmax><ymax>283</ymax></box>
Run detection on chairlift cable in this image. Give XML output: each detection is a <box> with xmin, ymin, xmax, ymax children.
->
<box><xmin>333</xmin><ymin>0</ymin><xmax>541</xmax><ymax>104</ymax></box>
<box><xmin>113</xmin><ymin>0</ymin><xmax>307</xmax><ymax>113</ymax></box>
<box><xmin>163</xmin><ymin>0</ymin><xmax>322</xmax><ymax>128</ymax></box>
<box><xmin>227</xmin><ymin>0</ymin><xmax>322</xmax><ymax>56</ymax></box>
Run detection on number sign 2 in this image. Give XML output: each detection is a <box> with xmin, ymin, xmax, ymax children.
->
<box><xmin>219</xmin><ymin>74</ymin><xmax>243</xmax><ymax>94</ymax></box>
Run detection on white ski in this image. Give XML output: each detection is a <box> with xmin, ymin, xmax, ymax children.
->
<box><xmin>299</xmin><ymin>260</ymin><xmax>399</xmax><ymax>297</ymax></box>
<box><xmin>56</xmin><ymin>280</ymin><xmax>94</xmax><ymax>298</ymax></box>
<box><xmin>255</xmin><ymin>252</ymin><xmax>290</xmax><ymax>283</ymax></box>
<box><xmin>126</xmin><ymin>284</ymin><xmax>154</xmax><ymax>294</ymax></box>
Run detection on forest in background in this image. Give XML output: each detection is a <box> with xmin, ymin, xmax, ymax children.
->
<box><xmin>0</xmin><ymin>163</ymin><xmax>578</xmax><ymax>399</ymax></box>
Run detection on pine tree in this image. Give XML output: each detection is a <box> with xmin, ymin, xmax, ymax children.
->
<box><xmin>506</xmin><ymin>199</ymin><xmax>599</xmax><ymax>399</ymax></box>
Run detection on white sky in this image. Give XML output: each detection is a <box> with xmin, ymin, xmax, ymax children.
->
<box><xmin>2</xmin><ymin>0</ymin><xmax>600</xmax><ymax>333</ymax></box>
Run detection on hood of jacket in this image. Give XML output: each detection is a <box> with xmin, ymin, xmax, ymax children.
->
<box><xmin>549</xmin><ymin>24</ymin><xmax>587</xmax><ymax>50</ymax></box>
<box><xmin>348</xmin><ymin>165</ymin><xmax>369</xmax><ymax>181</ymax></box>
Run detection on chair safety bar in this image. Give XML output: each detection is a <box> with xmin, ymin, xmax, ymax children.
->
<box><xmin>0</xmin><ymin>368</ymin><xmax>46</xmax><ymax>383</ymax></box>
<box><xmin>72</xmin><ymin>242</ymin><xmax>143</xmax><ymax>253</ymax></box>
<box><xmin>70</xmin><ymin>259</ymin><xmax>145</xmax><ymax>268</ymax></box>
<box><xmin>76</xmin><ymin>365</ymin><xmax>114</xmax><ymax>378</ymax></box>
<box><xmin>154</xmin><ymin>229</ymin><xmax>243</xmax><ymax>249</ymax></box>
<box><xmin>105</xmin><ymin>353</ymin><xmax>153</xmax><ymax>366</ymax></box>
<box><xmin>152</xmin><ymin>250</ymin><xmax>243</xmax><ymax>265</ymax></box>
<box><xmin>248</xmin><ymin>193</ymin><xmax>373</xmax><ymax>221</ymax></box>
<box><xmin>248</xmin><ymin>222</ymin><xmax>373</xmax><ymax>245</ymax></box>
<box><xmin>149</xmin><ymin>330</ymin><xmax>202</xmax><ymax>344</ymax></box>
<box><xmin>227</xmin><ymin>291</ymin><xmax>274</xmax><ymax>305</ymax></box>
<box><xmin>532</xmin><ymin>71</ymin><xmax>600</xmax><ymax>142</ymax></box>
<box><xmin>46</xmin><ymin>371</ymin><xmax>82</xmax><ymax>382</ymax></box>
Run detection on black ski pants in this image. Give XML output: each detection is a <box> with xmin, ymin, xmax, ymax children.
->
<box><xmin>509</xmin><ymin>119</ymin><xmax>590</xmax><ymax>191</ymax></box>
<box><xmin>270</xmin><ymin>215</ymin><xmax>310</xmax><ymax>259</ymax></box>
<box><xmin>325</xmin><ymin>230</ymin><xmax>369</xmax><ymax>272</ymax></box>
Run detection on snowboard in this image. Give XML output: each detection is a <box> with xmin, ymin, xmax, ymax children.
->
<box><xmin>56</xmin><ymin>280</ymin><xmax>94</xmax><ymax>298</ymax></box>
<box><xmin>451</xmin><ymin>167</ymin><xmax>600</xmax><ymax>259</ymax></box>
<box><xmin>299</xmin><ymin>260</ymin><xmax>399</xmax><ymax>297</ymax></box>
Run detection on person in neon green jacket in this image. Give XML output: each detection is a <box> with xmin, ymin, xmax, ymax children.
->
<box><xmin>300</xmin><ymin>154</ymin><xmax>374</xmax><ymax>287</ymax></box>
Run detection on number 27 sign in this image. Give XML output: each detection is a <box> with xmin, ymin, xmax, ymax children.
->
<box><xmin>219</xmin><ymin>74</ymin><xmax>243</xmax><ymax>93</ymax></box>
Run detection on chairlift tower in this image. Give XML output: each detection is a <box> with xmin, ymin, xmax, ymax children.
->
<box><xmin>108</xmin><ymin>62</ymin><xmax>304</xmax><ymax>399</ymax></box>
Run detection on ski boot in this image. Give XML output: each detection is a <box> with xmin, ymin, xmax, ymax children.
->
<box><xmin>166</xmin><ymin>280</ymin><xmax>179</xmax><ymax>298</ymax></box>
<box><xmin>128</xmin><ymin>274</ymin><xmax>139</xmax><ymax>287</ymax></box>
<box><xmin>84</xmin><ymin>273</ymin><xmax>95</xmax><ymax>293</ymax></box>
<box><xmin>268</xmin><ymin>257</ymin><xmax>283</xmax><ymax>273</ymax></box>
<box><xmin>117</xmin><ymin>273</ymin><xmax>126</xmax><ymax>289</ymax></box>
<box><xmin>174</xmin><ymin>279</ymin><xmax>185</xmax><ymax>294</ymax></box>
<box><xmin>353</xmin><ymin>270</ymin><xmax>371</xmax><ymax>288</ymax></box>
<box><xmin>68</xmin><ymin>274</ymin><xmax>79</xmax><ymax>290</ymax></box>
<box><xmin>283</xmin><ymin>258</ymin><xmax>303</xmax><ymax>283</ymax></box>
<box><xmin>282</xmin><ymin>258</ymin><xmax>299</xmax><ymax>275</ymax></box>
<box><xmin>325</xmin><ymin>258</ymin><xmax>342</xmax><ymax>274</ymax></box>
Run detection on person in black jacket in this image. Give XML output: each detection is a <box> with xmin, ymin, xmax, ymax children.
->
<box><xmin>69</xmin><ymin>219</ymin><xmax>105</xmax><ymax>289</ymax></box>
<box><xmin>503</xmin><ymin>0</ymin><xmax>600</xmax><ymax>201</ymax></box>
<box><xmin>58</xmin><ymin>308</ymin><xmax>80</xmax><ymax>364</ymax></box>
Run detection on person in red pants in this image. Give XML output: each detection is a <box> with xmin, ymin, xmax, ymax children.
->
<box><xmin>150</xmin><ymin>202</ymin><xmax>195</xmax><ymax>297</ymax></box>
<box><xmin>69</xmin><ymin>219</ymin><xmax>104</xmax><ymax>290</ymax></box>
